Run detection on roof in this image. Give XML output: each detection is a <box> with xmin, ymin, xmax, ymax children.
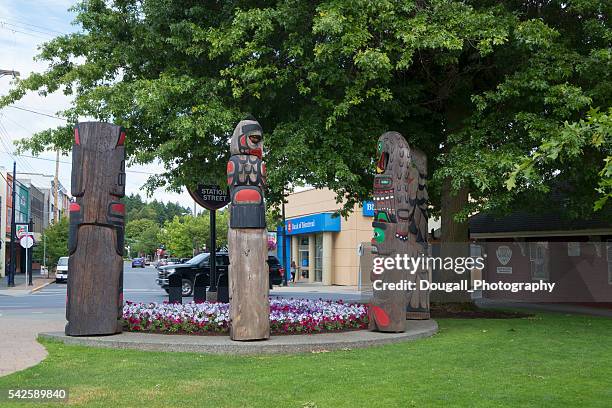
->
<box><xmin>469</xmin><ymin>208</ymin><xmax>612</xmax><ymax>237</ymax></box>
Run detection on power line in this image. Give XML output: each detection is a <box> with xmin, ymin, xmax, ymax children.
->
<box><xmin>5</xmin><ymin>105</ymin><xmax>67</xmax><ymax>121</ymax></box>
<box><xmin>0</xmin><ymin>20</ymin><xmax>62</xmax><ymax>38</ymax></box>
<box><xmin>0</xmin><ymin>151</ymin><xmax>160</xmax><ymax>175</ymax></box>
<box><xmin>0</xmin><ymin>24</ymin><xmax>51</xmax><ymax>41</ymax></box>
<box><xmin>0</xmin><ymin>17</ymin><xmax>67</xmax><ymax>36</ymax></box>
<box><xmin>0</xmin><ymin>120</ymin><xmax>35</xmax><ymax>172</ymax></box>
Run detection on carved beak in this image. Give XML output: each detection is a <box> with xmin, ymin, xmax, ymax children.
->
<box><xmin>376</xmin><ymin>152</ymin><xmax>388</xmax><ymax>174</ymax></box>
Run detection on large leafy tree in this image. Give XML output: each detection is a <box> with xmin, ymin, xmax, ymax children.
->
<box><xmin>158</xmin><ymin>211</ymin><xmax>229</xmax><ymax>257</ymax></box>
<box><xmin>34</xmin><ymin>216</ymin><xmax>69</xmax><ymax>268</ymax></box>
<box><xmin>125</xmin><ymin>218</ymin><xmax>161</xmax><ymax>257</ymax></box>
<box><xmin>2</xmin><ymin>0</ymin><xmax>610</xmax><ymax>244</ymax></box>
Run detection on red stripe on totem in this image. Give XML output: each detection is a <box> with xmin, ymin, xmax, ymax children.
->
<box><xmin>111</xmin><ymin>203</ymin><xmax>125</xmax><ymax>214</ymax></box>
<box><xmin>371</xmin><ymin>305</ymin><xmax>390</xmax><ymax>327</ymax></box>
<box><xmin>74</xmin><ymin>128</ymin><xmax>80</xmax><ymax>145</ymax></box>
<box><xmin>117</xmin><ymin>131</ymin><xmax>126</xmax><ymax>146</ymax></box>
<box><xmin>69</xmin><ymin>203</ymin><xmax>81</xmax><ymax>212</ymax></box>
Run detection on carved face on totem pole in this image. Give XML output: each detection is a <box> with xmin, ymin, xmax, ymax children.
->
<box><xmin>227</xmin><ymin>119</ymin><xmax>267</xmax><ymax>229</ymax></box>
<box><xmin>372</xmin><ymin>132</ymin><xmax>428</xmax><ymax>254</ymax></box>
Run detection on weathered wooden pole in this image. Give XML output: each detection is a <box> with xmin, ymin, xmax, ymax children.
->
<box><xmin>65</xmin><ymin>122</ymin><xmax>126</xmax><ymax>336</ymax></box>
<box><xmin>227</xmin><ymin>119</ymin><xmax>270</xmax><ymax>341</ymax></box>
<box><xmin>369</xmin><ymin>131</ymin><xmax>430</xmax><ymax>333</ymax></box>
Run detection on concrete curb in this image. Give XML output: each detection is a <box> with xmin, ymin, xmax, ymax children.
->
<box><xmin>30</xmin><ymin>280</ymin><xmax>55</xmax><ymax>294</ymax></box>
<box><xmin>39</xmin><ymin>320</ymin><xmax>438</xmax><ymax>355</ymax></box>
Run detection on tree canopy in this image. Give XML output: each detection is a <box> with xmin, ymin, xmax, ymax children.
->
<box><xmin>2</xmin><ymin>0</ymin><xmax>609</xmax><ymax>231</ymax></box>
<box><xmin>34</xmin><ymin>216</ymin><xmax>69</xmax><ymax>268</ymax></box>
<box><xmin>158</xmin><ymin>211</ymin><xmax>229</xmax><ymax>258</ymax></box>
<box><xmin>123</xmin><ymin>193</ymin><xmax>190</xmax><ymax>225</ymax></box>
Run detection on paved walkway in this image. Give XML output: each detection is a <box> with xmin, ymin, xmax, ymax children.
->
<box><xmin>1</xmin><ymin>273</ymin><xmax>54</xmax><ymax>296</ymax></box>
<box><xmin>40</xmin><ymin>319</ymin><xmax>438</xmax><ymax>354</ymax></box>
<box><xmin>0</xmin><ymin>316</ymin><xmax>65</xmax><ymax>377</ymax></box>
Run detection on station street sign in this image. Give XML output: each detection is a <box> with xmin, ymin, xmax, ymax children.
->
<box><xmin>188</xmin><ymin>184</ymin><xmax>230</xmax><ymax>210</ymax></box>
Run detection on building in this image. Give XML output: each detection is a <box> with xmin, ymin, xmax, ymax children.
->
<box><xmin>16</xmin><ymin>179</ymin><xmax>44</xmax><ymax>239</ymax></box>
<box><xmin>469</xmin><ymin>207</ymin><xmax>612</xmax><ymax>302</ymax></box>
<box><xmin>276</xmin><ymin>188</ymin><xmax>376</xmax><ymax>286</ymax></box>
<box><xmin>40</xmin><ymin>180</ymin><xmax>70</xmax><ymax>226</ymax></box>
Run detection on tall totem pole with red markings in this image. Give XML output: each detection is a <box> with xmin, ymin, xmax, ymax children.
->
<box><xmin>226</xmin><ymin>119</ymin><xmax>270</xmax><ymax>341</ymax></box>
<box><xmin>66</xmin><ymin>122</ymin><xmax>126</xmax><ymax>336</ymax></box>
<box><xmin>369</xmin><ymin>131</ymin><xmax>430</xmax><ymax>333</ymax></box>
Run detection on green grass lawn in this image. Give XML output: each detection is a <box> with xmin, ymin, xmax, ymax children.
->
<box><xmin>1</xmin><ymin>312</ymin><xmax>611</xmax><ymax>407</ymax></box>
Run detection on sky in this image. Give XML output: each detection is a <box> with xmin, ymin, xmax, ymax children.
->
<box><xmin>0</xmin><ymin>0</ymin><xmax>192</xmax><ymax>208</ymax></box>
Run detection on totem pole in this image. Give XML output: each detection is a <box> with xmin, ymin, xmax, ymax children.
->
<box><xmin>66</xmin><ymin>122</ymin><xmax>126</xmax><ymax>336</ymax></box>
<box><xmin>226</xmin><ymin>119</ymin><xmax>270</xmax><ymax>341</ymax></box>
<box><xmin>370</xmin><ymin>131</ymin><xmax>430</xmax><ymax>333</ymax></box>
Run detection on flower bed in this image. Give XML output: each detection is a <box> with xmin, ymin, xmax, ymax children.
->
<box><xmin>122</xmin><ymin>298</ymin><xmax>368</xmax><ymax>335</ymax></box>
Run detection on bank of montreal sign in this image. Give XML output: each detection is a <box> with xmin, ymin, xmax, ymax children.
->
<box><xmin>284</xmin><ymin>213</ymin><xmax>341</xmax><ymax>236</ymax></box>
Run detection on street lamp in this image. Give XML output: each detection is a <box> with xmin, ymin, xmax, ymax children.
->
<box><xmin>0</xmin><ymin>70</ymin><xmax>20</xmax><ymax>78</ymax></box>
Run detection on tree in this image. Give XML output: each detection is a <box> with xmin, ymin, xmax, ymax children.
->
<box><xmin>157</xmin><ymin>210</ymin><xmax>229</xmax><ymax>258</ymax></box>
<box><xmin>123</xmin><ymin>193</ymin><xmax>190</xmax><ymax>225</ymax></box>
<box><xmin>125</xmin><ymin>218</ymin><xmax>160</xmax><ymax>257</ymax></box>
<box><xmin>34</xmin><ymin>216</ymin><xmax>69</xmax><ymax>269</ymax></box>
<box><xmin>2</xmin><ymin>0</ymin><xmax>609</xmax><ymax>245</ymax></box>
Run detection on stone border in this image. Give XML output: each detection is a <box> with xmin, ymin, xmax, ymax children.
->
<box><xmin>39</xmin><ymin>320</ymin><xmax>437</xmax><ymax>354</ymax></box>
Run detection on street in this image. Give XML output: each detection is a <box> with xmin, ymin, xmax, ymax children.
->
<box><xmin>0</xmin><ymin>263</ymin><xmax>166</xmax><ymax>319</ymax></box>
<box><xmin>0</xmin><ymin>263</ymin><xmax>366</xmax><ymax>320</ymax></box>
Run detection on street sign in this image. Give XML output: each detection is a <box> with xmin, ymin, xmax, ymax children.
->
<box><xmin>20</xmin><ymin>234</ymin><xmax>34</xmax><ymax>249</ymax></box>
<box><xmin>16</xmin><ymin>224</ymin><xmax>29</xmax><ymax>239</ymax></box>
<box><xmin>188</xmin><ymin>184</ymin><xmax>229</xmax><ymax>210</ymax></box>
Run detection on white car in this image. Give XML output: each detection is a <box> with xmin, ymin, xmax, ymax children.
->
<box><xmin>55</xmin><ymin>257</ymin><xmax>69</xmax><ymax>283</ymax></box>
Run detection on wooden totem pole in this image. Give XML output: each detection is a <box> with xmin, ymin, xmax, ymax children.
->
<box><xmin>227</xmin><ymin>119</ymin><xmax>270</xmax><ymax>341</ymax></box>
<box><xmin>369</xmin><ymin>131</ymin><xmax>430</xmax><ymax>333</ymax></box>
<box><xmin>66</xmin><ymin>122</ymin><xmax>126</xmax><ymax>336</ymax></box>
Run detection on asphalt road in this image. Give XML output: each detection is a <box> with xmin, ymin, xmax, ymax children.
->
<box><xmin>0</xmin><ymin>263</ymin><xmax>166</xmax><ymax>318</ymax></box>
<box><xmin>0</xmin><ymin>262</ymin><xmax>365</xmax><ymax>321</ymax></box>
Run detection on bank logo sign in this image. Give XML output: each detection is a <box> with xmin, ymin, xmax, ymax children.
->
<box><xmin>283</xmin><ymin>213</ymin><xmax>341</xmax><ymax>235</ymax></box>
<box><xmin>363</xmin><ymin>200</ymin><xmax>375</xmax><ymax>217</ymax></box>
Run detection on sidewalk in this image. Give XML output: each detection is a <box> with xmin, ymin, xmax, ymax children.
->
<box><xmin>0</xmin><ymin>316</ymin><xmax>65</xmax><ymax>377</ymax></box>
<box><xmin>0</xmin><ymin>273</ymin><xmax>54</xmax><ymax>295</ymax></box>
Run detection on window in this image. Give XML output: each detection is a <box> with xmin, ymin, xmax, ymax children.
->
<box><xmin>530</xmin><ymin>242</ymin><xmax>549</xmax><ymax>281</ymax></box>
<box><xmin>567</xmin><ymin>242</ymin><xmax>581</xmax><ymax>257</ymax></box>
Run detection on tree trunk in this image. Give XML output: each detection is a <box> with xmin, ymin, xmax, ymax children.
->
<box><xmin>433</xmin><ymin>176</ymin><xmax>472</xmax><ymax>302</ymax></box>
<box><xmin>229</xmin><ymin>228</ymin><xmax>270</xmax><ymax>341</ymax></box>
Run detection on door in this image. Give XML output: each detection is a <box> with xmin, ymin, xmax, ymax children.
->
<box><xmin>315</xmin><ymin>234</ymin><xmax>323</xmax><ymax>282</ymax></box>
<box><xmin>298</xmin><ymin>236</ymin><xmax>309</xmax><ymax>279</ymax></box>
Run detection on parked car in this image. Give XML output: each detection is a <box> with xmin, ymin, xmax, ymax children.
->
<box><xmin>131</xmin><ymin>257</ymin><xmax>145</xmax><ymax>268</ymax></box>
<box><xmin>267</xmin><ymin>256</ymin><xmax>285</xmax><ymax>287</ymax></box>
<box><xmin>156</xmin><ymin>257</ymin><xmax>181</xmax><ymax>270</ymax></box>
<box><xmin>55</xmin><ymin>256</ymin><xmax>69</xmax><ymax>283</ymax></box>
<box><xmin>156</xmin><ymin>252</ymin><xmax>285</xmax><ymax>296</ymax></box>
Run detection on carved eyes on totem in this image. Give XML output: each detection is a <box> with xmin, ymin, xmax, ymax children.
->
<box><xmin>373</xmin><ymin>227</ymin><xmax>385</xmax><ymax>244</ymax></box>
<box><xmin>249</xmin><ymin>134</ymin><xmax>262</xmax><ymax>144</ymax></box>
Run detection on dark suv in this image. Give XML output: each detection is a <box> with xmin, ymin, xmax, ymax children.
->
<box><xmin>156</xmin><ymin>252</ymin><xmax>285</xmax><ymax>296</ymax></box>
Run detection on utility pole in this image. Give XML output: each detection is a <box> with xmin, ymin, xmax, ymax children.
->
<box><xmin>27</xmin><ymin>218</ymin><xmax>33</xmax><ymax>286</ymax></box>
<box><xmin>53</xmin><ymin>150</ymin><xmax>60</xmax><ymax>223</ymax></box>
<box><xmin>8</xmin><ymin>162</ymin><xmax>17</xmax><ymax>287</ymax></box>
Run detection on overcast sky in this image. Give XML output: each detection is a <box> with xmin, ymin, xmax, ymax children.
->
<box><xmin>0</xmin><ymin>0</ymin><xmax>192</xmax><ymax>207</ymax></box>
